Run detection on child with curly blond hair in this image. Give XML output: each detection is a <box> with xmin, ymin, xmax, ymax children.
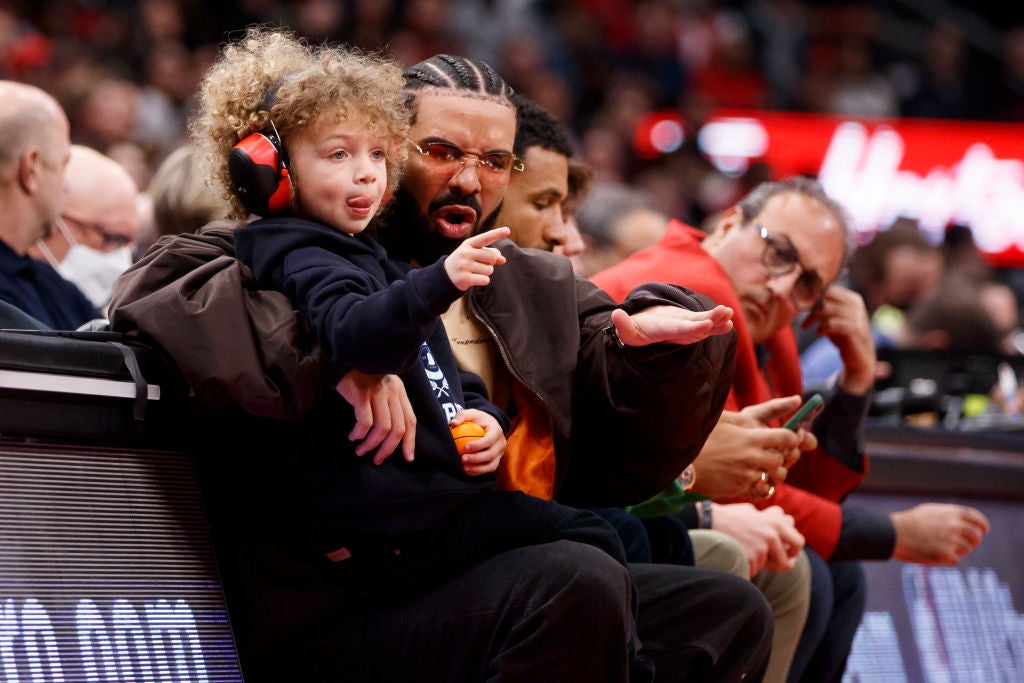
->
<box><xmin>188</xmin><ymin>29</ymin><xmax>629</xmax><ymax>673</ymax></box>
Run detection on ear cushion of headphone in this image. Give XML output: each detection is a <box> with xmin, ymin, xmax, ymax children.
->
<box><xmin>228</xmin><ymin>132</ymin><xmax>292</xmax><ymax>216</ymax></box>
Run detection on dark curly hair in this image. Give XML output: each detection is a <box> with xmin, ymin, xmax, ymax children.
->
<box><xmin>511</xmin><ymin>93</ymin><xmax>573</xmax><ymax>158</ymax></box>
<box><xmin>192</xmin><ymin>27</ymin><xmax>408</xmax><ymax>219</ymax></box>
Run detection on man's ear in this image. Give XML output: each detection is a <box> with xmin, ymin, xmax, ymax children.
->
<box><xmin>716</xmin><ymin>205</ymin><xmax>745</xmax><ymax>235</ymax></box>
<box><xmin>16</xmin><ymin>147</ymin><xmax>41</xmax><ymax>195</ymax></box>
<box><xmin>703</xmin><ymin>204</ymin><xmax>744</xmax><ymax>249</ymax></box>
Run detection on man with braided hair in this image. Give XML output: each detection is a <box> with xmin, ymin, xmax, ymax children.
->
<box><xmin>110</xmin><ymin>40</ymin><xmax>769</xmax><ymax>680</ymax></box>
<box><xmin>110</xmin><ymin>30</ymin><xmax>679</xmax><ymax>683</ymax></box>
<box><xmin>377</xmin><ymin>53</ymin><xmax>774</xmax><ymax>683</ymax></box>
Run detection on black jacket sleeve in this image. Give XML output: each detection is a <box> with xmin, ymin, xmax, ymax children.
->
<box><xmin>831</xmin><ymin>503</ymin><xmax>897</xmax><ymax>561</ymax></box>
<box><xmin>559</xmin><ymin>279</ymin><xmax>737</xmax><ymax>507</ymax></box>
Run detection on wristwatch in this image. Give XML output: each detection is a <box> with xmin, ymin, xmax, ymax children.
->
<box><xmin>697</xmin><ymin>500</ymin><xmax>713</xmax><ymax>529</ymax></box>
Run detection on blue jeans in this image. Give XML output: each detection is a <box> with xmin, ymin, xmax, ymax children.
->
<box><xmin>787</xmin><ymin>548</ymin><xmax>867</xmax><ymax>682</ymax></box>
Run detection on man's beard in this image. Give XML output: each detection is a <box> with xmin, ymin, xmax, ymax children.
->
<box><xmin>377</xmin><ymin>188</ymin><xmax>501</xmax><ymax>265</ymax></box>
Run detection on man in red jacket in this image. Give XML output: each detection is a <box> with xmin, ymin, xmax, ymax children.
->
<box><xmin>591</xmin><ymin>176</ymin><xmax>991</xmax><ymax>682</ymax></box>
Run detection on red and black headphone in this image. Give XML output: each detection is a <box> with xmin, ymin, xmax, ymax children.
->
<box><xmin>228</xmin><ymin>80</ymin><xmax>292</xmax><ymax>217</ymax></box>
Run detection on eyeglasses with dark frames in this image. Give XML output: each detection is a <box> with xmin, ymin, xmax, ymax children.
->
<box><xmin>409</xmin><ymin>139</ymin><xmax>525</xmax><ymax>176</ymax></box>
<box><xmin>61</xmin><ymin>213</ymin><xmax>133</xmax><ymax>251</ymax></box>
<box><xmin>757</xmin><ymin>223</ymin><xmax>826</xmax><ymax>310</ymax></box>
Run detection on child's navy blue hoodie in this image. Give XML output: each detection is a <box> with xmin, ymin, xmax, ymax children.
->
<box><xmin>235</xmin><ymin>217</ymin><xmax>508</xmax><ymax>546</ymax></box>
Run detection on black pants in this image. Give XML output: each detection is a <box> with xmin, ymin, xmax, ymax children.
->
<box><xmin>633</xmin><ymin>563</ymin><xmax>773</xmax><ymax>682</ymax></box>
<box><xmin>200</xmin><ymin>418</ymin><xmax>772</xmax><ymax>682</ymax></box>
<box><xmin>261</xmin><ymin>546</ymin><xmax>772</xmax><ymax>682</ymax></box>
<box><xmin>342</xmin><ymin>490</ymin><xmax>631</xmax><ymax>601</ymax></box>
<box><xmin>589</xmin><ymin>507</ymin><xmax>774</xmax><ymax>682</ymax></box>
<box><xmin>307</xmin><ymin>491</ymin><xmax>655</xmax><ymax>680</ymax></box>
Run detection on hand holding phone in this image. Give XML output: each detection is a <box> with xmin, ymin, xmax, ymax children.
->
<box><xmin>783</xmin><ymin>393</ymin><xmax>824</xmax><ymax>431</ymax></box>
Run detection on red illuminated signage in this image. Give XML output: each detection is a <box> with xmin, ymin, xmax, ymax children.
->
<box><xmin>698</xmin><ymin>111</ymin><xmax>1024</xmax><ymax>267</ymax></box>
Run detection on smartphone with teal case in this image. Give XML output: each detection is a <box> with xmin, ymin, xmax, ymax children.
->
<box><xmin>783</xmin><ymin>393</ymin><xmax>824</xmax><ymax>431</ymax></box>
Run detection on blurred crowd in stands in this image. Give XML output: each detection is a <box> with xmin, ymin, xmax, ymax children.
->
<box><xmin>3</xmin><ymin>0</ymin><xmax>1023</xmax><ymax>387</ymax></box>
<box><xmin>0</xmin><ymin>8</ymin><xmax>1014</xmax><ymax>680</ymax></box>
<box><xmin>2</xmin><ymin>0</ymin><xmax>1022</xmax><ymax>219</ymax></box>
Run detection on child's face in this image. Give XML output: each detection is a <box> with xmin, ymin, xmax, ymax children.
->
<box><xmin>288</xmin><ymin>114</ymin><xmax>389</xmax><ymax>235</ymax></box>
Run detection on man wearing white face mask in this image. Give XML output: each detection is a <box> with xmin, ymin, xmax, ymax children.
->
<box><xmin>30</xmin><ymin>145</ymin><xmax>138</xmax><ymax>312</ymax></box>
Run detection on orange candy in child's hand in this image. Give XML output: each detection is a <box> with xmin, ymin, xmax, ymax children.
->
<box><xmin>451</xmin><ymin>422</ymin><xmax>486</xmax><ymax>454</ymax></box>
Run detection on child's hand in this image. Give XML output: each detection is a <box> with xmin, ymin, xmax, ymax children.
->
<box><xmin>450</xmin><ymin>409</ymin><xmax>505</xmax><ymax>476</ymax></box>
<box><xmin>444</xmin><ymin>227</ymin><xmax>510</xmax><ymax>291</ymax></box>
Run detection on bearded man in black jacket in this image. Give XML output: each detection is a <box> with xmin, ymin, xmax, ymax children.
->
<box><xmin>374</xmin><ymin>53</ymin><xmax>773</xmax><ymax>683</ymax></box>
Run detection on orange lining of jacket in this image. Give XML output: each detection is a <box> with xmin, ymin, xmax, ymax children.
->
<box><xmin>496</xmin><ymin>382</ymin><xmax>556</xmax><ymax>500</ymax></box>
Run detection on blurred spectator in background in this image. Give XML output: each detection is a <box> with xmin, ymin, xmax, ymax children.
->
<box><xmin>387</xmin><ymin>0</ymin><xmax>457</xmax><ymax>67</ymax></box>
<box><xmin>579</xmin><ymin>122</ymin><xmax>630</xmax><ymax>184</ymax></box>
<box><xmin>0</xmin><ymin>80</ymin><xmax>98</xmax><ymax>329</ymax></box>
<box><xmin>135</xmin><ymin>38</ymin><xmax>197</xmax><ymax>159</ymax></box>
<box><xmin>107</xmin><ymin>140</ymin><xmax>155</xmax><ymax>192</ymax></box>
<box><xmin>0</xmin><ymin>5</ymin><xmax>54</xmax><ymax>83</ymax></box>
<box><xmin>821</xmin><ymin>38</ymin><xmax>899</xmax><ymax>117</ymax></box>
<box><xmin>744</xmin><ymin>0</ymin><xmax>810</xmax><ymax>110</ymax></box>
<box><xmin>345</xmin><ymin>0</ymin><xmax>397</xmax><ymax>52</ymax></box>
<box><xmin>31</xmin><ymin>144</ymin><xmax>138</xmax><ymax>311</ymax></box>
<box><xmin>900</xmin><ymin>225</ymin><xmax>1023</xmax><ymax>357</ymax></box>
<box><xmin>556</xmin><ymin>159</ymin><xmax>594</xmax><ymax>264</ymax></box>
<box><xmin>937</xmin><ymin>223</ymin><xmax>1023</xmax><ymax>352</ymax></box>
<box><xmin>449</xmin><ymin>0</ymin><xmax>553</xmax><ymax>73</ymax></box>
<box><xmin>858</xmin><ymin>220</ymin><xmax>945</xmax><ymax>315</ymax></box>
<box><xmin>895</xmin><ymin>20</ymin><xmax>991</xmax><ymax>120</ymax></box>
<box><xmin>579</xmin><ymin>73</ymin><xmax>657</xmax><ymax>183</ymax></box>
<box><xmin>901</xmin><ymin>273</ymin><xmax>1004</xmax><ymax>354</ymax></box>
<box><xmin>688</xmin><ymin>8</ymin><xmax>769</xmax><ymax>111</ymax></box>
<box><xmin>996</xmin><ymin>24</ymin><xmax>1024</xmax><ymax>120</ymax></box>
<box><xmin>979</xmin><ymin>279</ymin><xmax>1023</xmax><ymax>355</ymax></box>
<box><xmin>290</xmin><ymin>0</ymin><xmax>347</xmax><ymax>42</ymax></box>
<box><xmin>645</xmin><ymin>148</ymin><xmax>741</xmax><ymax>229</ymax></box>
<box><xmin>497</xmin><ymin>33</ymin><xmax>577</xmax><ymax>126</ymax></box>
<box><xmin>799</xmin><ymin>3</ymin><xmax>898</xmax><ymax>117</ymax></box>
<box><xmin>880</xmin><ymin>271</ymin><xmax>1023</xmax><ymax>425</ymax></box>
<box><xmin>570</xmin><ymin>0</ymin><xmax>686</xmax><ymax>118</ymax></box>
<box><xmin>60</xmin><ymin>67</ymin><xmax>140</xmax><ymax>154</ymax></box>
<box><xmin>572</xmin><ymin>181</ymin><xmax>666</xmax><ymax>278</ymax></box>
<box><xmin>941</xmin><ymin>222</ymin><xmax>992</xmax><ymax>281</ymax></box>
<box><xmin>137</xmin><ymin>143</ymin><xmax>231</xmax><ymax>258</ymax></box>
